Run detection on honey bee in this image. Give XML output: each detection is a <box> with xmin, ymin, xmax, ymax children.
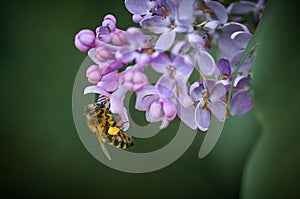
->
<box><xmin>84</xmin><ymin>98</ymin><xmax>134</xmax><ymax>160</ymax></box>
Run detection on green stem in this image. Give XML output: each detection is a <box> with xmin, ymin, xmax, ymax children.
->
<box><xmin>226</xmin><ymin>44</ymin><xmax>258</xmax><ymax>107</ymax></box>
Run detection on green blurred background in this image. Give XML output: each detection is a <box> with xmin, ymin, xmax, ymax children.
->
<box><xmin>1</xmin><ymin>0</ymin><xmax>299</xmax><ymax>198</ymax></box>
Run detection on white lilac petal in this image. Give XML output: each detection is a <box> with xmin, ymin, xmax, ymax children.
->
<box><xmin>205</xmin><ymin>0</ymin><xmax>228</xmax><ymax>23</ymax></box>
<box><xmin>210</xmin><ymin>81</ymin><xmax>227</xmax><ymax>101</ymax></box>
<box><xmin>157</xmin><ymin>75</ymin><xmax>174</xmax><ymax>98</ymax></box>
<box><xmin>195</xmin><ymin>103</ymin><xmax>211</xmax><ymax>131</ymax></box>
<box><xmin>155</xmin><ymin>29</ymin><xmax>176</xmax><ymax>51</ymax></box>
<box><xmin>230</xmin><ymin>90</ymin><xmax>253</xmax><ymax>116</ymax></box>
<box><xmin>125</xmin><ymin>0</ymin><xmax>152</xmax><ymax>15</ymax></box>
<box><xmin>196</xmin><ymin>50</ymin><xmax>216</xmax><ymax>76</ymax></box>
<box><xmin>231</xmin><ymin>31</ymin><xmax>252</xmax><ymax>49</ymax></box>
<box><xmin>209</xmin><ymin>99</ymin><xmax>227</xmax><ymax>122</ymax></box>
<box><xmin>177</xmin><ymin>104</ymin><xmax>197</xmax><ymax>130</ymax></box>
<box><xmin>227</xmin><ymin>1</ymin><xmax>256</xmax><ymax>15</ymax></box>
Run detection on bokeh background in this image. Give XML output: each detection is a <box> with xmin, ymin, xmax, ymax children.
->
<box><xmin>1</xmin><ymin>0</ymin><xmax>299</xmax><ymax>198</ymax></box>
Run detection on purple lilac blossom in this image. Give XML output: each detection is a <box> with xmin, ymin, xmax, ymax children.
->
<box><xmin>74</xmin><ymin>0</ymin><xmax>263</xmax><ymax>132</ymax></box>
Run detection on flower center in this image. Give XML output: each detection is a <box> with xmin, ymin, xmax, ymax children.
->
<box><xmin>202</xmin><ymin>91</ymin><xmax>209</xmax><ymax>110</ymax></box>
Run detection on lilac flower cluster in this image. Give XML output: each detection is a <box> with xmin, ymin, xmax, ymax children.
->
<box><xmin>74</xmin><ymin>0</ymin><xmax>265</xmax><ymax>131</ymax></box>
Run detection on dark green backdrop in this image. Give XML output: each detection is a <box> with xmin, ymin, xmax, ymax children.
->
<box><xmin>1</xmin><ymin>0</ymin><xmax>299</xmax><ymax>198</ymax></box>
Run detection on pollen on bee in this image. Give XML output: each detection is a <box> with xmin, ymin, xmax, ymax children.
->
<box><xmin>108</xmin><ymin>126</ymin><xmax>120</xmax><ymax>135</ymax></box>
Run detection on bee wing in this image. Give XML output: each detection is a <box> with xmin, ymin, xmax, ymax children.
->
<box><xmin>95</xmin><ymin>127</ymin><xmax>112</xmax><ymax>160</ymax></box>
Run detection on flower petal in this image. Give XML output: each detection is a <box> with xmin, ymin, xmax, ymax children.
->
<box><xmin>125</xmin><ymin>0</ymin><xmax>152</xmax><ymax>15</ymax></box>
<box><xmin>151</xmin><ymin>53</ymin><xmax>171</xmax><ymax>73</ymax></box>
<box><xmin>177</xmin><ymin>104</ymin><xmax>197</xmax><ymax>129</ymax></box>
<box><xmin>173</xmin><ymin>55</ymin><xmax>194</xmax><ymax>78</ymax></box>
<box><xmin>135</xmin><ymin>85</ymin><xmax>158</xmax><ymax>110</ymax></box>
<box><xmin>205</xmin><ymin>0</ymin><xmax>228</xmax><ymax>23</ymax></box>
<box><xmin>157</xmin><ymin>75</ymin><xmax>174</xmax><ymax>98</ymax></box>
<box><xmin>140</xmin><ymin>16</ymin><xmax>170</xmax><ymax>34</ymax></box>
<box><xmin>190</xmin><ymin>81</ymin><xmax>204</xmax><ymax>101</ymax></box>
<box><xmin>209</xmin><ymin>99</ymin><xmax>227</xmax><ymax>121</ymax></box>
<box><xmin>217</xmin><ymin>58</ymin><xmax>231</xmax><ymax>76</ymax></box>
<box><xmin>196</xmin><ymin>50</ymin><xmax>216</xmax><ymax>76</ymax></box>
<box><xmin>110</xmin><ymin>85</ymin><xmax>128</xmax><ymax>115</ymax></box>
<box><xmin>231</xmin><ymin>50</ymin><xmax>252</xmax><ymax>73</ymax></box>
<box><xmin>210</xmin><ymin>81</ymin><xmax>227</xmax><ymax>101</ymax></box>
<box><xmin>227</xmin><ymin>1</ymin><xmax>256</xmax><ymax>15</ymax></box>
<box><xmin>155</xmin><ymin>29</ymin><xmax>176</xmax><ymax>51</ymax></box>
<box><xmin>230</xmin><ymin>90</ymin><xmax>253</xmax><ymax>116</ymax></box>
<box><xmin>195</xmin><ymin>103</ymin><xmax>211</xmax><ymax>131</ymax></box>
<box><xmin>231</xmin><ymin>31</ymin><xmax>252</xmax><ymax>49</ymax></box>
<box><xmin>174</xmin><ymin>76</ymin><xmax>193</xmax><ymax>107</ymax></box>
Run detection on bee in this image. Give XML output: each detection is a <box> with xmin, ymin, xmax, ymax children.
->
<box><xmin>84</xmin><ymin>97</ymin><xmax>134</xmax><ymax>160</ymax></box>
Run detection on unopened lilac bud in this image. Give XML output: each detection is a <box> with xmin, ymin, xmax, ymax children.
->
<box><xmin>149</xmin><ymin>101</ymin><xmax>163</xmax><ymax>119</ymax></box>
<box><xmin>86</xmin><ymin>65</ymin><xmax>102</xmax><ymax>84</ymax></box>
<box><xmin>74</xmin><ymin>29</ymin><xmax>96</xmax><ymax>52</ymax></box>
<box><xmin>162</xmin><ymin>100</ymin><xmax>177</xmax><ymax>120</ymax></box>
<box><xmin>102</xmin><ymin>19</ymin><xmax>116</xmax><ymax>33</ymax></box>
<box><xmin>104</xmin><ymin>14</ymin><xmax>117</xmax><ymax>25</ymax></box>
<box><xmin>111</xmin><ymin>30</ymin><xmax>126</xmax><ymax>46</ymax></box>
<box><xmin>124</xmin><ymin>71</ymin><xmax>148</xmax><ymax>91</ymax></box>
<box><xmin>94</xmin><ymin>46</ymin><xmax>114</xmax><ymax>62</ymax></box>
<box><xmin>124</xmin><ymin>71</ymin><xmax>134</xmax><ymax>82</ymax></box>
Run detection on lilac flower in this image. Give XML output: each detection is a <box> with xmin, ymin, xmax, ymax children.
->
<box><xmin>135</xmin><ymin>85</ymin><xmax>196</xmax><ymax>129</ymax></box>
<box><xmin>123</xmin><ymin>70</ymin><xmax>148</xmax><ymax>92</ymax></box>
<box><xmin>194</xmin><ymin>0</ymin><xmax>228</xmax><ymax>30</ymax></box>
<box><xmin>74</xmin><ymin>29</ymin><xmax>96</xmax><ymax>52</ymax></box>
<box><xmin>227</xmin><ymin>0</ymin><xmax>266</xmax><ymax>24</ymax></box>
<box><xmin>84</xmin><ymin>69</ymin><xmax>119</xmax><ymax>97</ymax></box>
<box><xmin>214</xmin><ymin>22</ymin><xmax>251</xmax><ymax>59</ymax></box>
<box><xmin>86</xmin><ymin>64</ymin><xmax>102</xmax><ymax>84</ymax></box>
<box><xmin>151</xmin><ymin>54</ymin><xmax>194</xmax><ymax>107</ymax></box>
<box><xmin>140</xmin><ymin>0</ymin><xmax>194</xmax><ymax>51</ymax></box>
<box><xmin>115</xmin><ymin>27</ymin><xmax>159</xmax><ymax>66</ymax></box>
<box><xmin>215</xmin><ymin>57</ymin><xmax>253</xmax><ymax>116</ymax></box>
<box><xmin>96</xmin><ymin>14</ymin><xmax>117</xmax><ymax>42</ymax></box>
<box><xmin>230</xmin><ymin>75</ymin><xmax>253</xmax><ymax>116</ymax></box>
<box><xmin>190</xmin><ymin>79</ymin><xmax>227</xmax><ymax>131</ymax></box>
<box><xmin>125</xmin><ymin>0</ymin><xmax>157</xmax><ymax>23</ymax></box>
